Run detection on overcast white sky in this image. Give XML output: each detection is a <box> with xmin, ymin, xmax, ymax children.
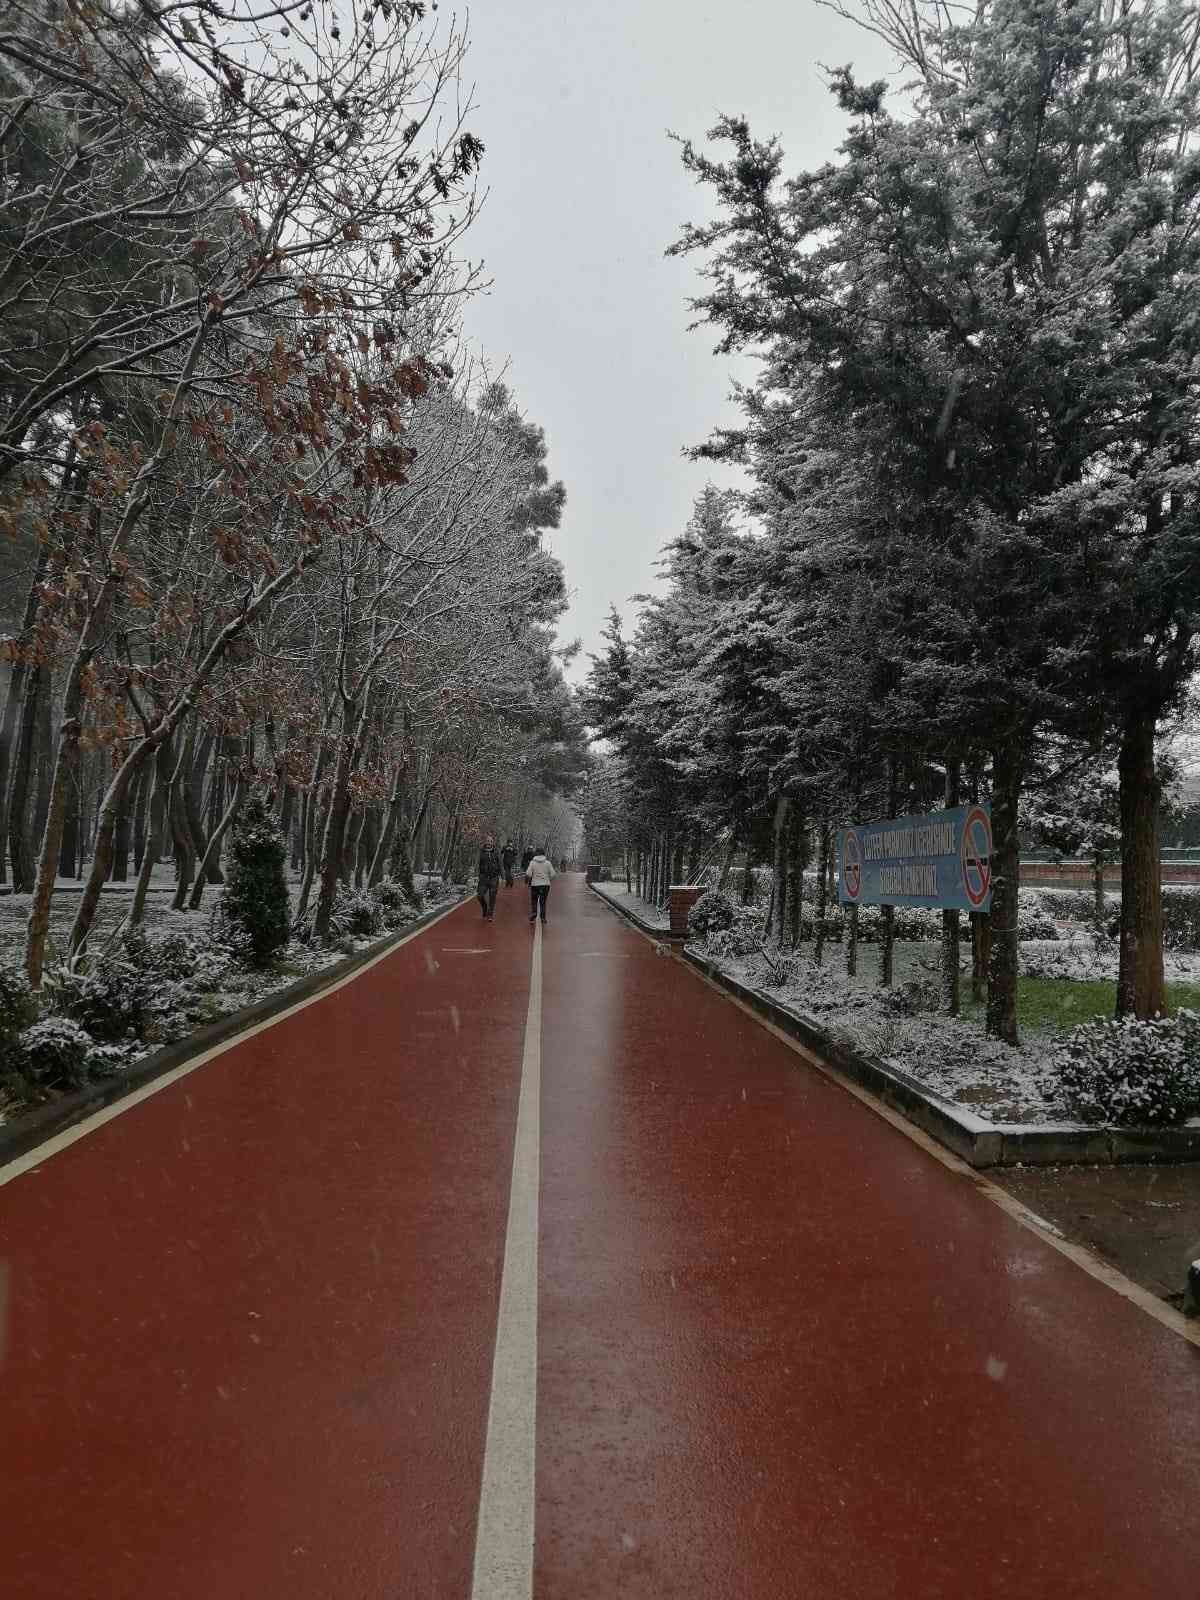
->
<box><xmin>458</xmin><ymin>0</ymin><xmax>892</xmax><ymax>678</ymax></box>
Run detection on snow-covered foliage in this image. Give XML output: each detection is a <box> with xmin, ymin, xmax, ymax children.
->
<box><xmin>44</xmin><ymin>957</ymin><xmax>152</xmax><ymax>1044</ymax></box>
<box><xmin>1050</xmin><ymin>1012</ymin><xmax>1200</xmax><ymax>1127</ymax></box>
<box><xmin>18</xmin><ymin>1018</ymin><xmax>93</xmax><ymax>1091</ymax></box>
<box><xmin>0</xmin><ymin>961</ymin><xmax>36</xmax><ymax>1043</ymax></box>
<box><xmin>221</xmin><ymin>800</ymin><xmax>291</xmax><ymax>967</ymax></box>
<box><xmin>688</xmin><ymin>890</ymin><xmax>736</xmax><ymax>938</ymax></box>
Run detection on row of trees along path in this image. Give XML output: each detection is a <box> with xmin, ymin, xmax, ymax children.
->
<box><xmin>585</xmin><ymin>0</ymin><xmax>1200</xmax><ymax>1042</ymax></box>
<box><xmin>0</xmin><ymin>1</ymin><xmax>586</xmax><ymax>984</ymax></box>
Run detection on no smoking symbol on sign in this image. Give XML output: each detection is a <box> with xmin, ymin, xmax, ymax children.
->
<box><xmin>960</xmin><ymin>806</ymin><xmax>992</xmax><ymax>909</ymax></box>
<box><xmin>842</xmin><ymin>830</ymin><xmax>862</xmax><ymax>901</ymax></box>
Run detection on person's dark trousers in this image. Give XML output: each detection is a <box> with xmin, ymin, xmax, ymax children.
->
<box><xmin>529</xmin><ymin>885</ymin><xmax>549</xmax><ymax>923</ymax></box>
<box><xmin>478</xmin><ymin>881</ymin><xmax>498</xmax><ymax>918</ymax></box>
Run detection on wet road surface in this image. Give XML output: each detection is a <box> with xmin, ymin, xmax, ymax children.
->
<box><xmin>2</xmin><ymin>873</ymin><xmax>1199</xmax><ymax>1597</ymax></box>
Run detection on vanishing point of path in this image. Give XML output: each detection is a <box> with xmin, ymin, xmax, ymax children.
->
<box><xmin>2</xmin><ymin>874</ymin><xmax>1198</xmax><ymax>1598</ymax></box>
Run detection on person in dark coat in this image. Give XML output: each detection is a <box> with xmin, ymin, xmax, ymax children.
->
<box><xmin>501</xmin><ymin>840</ymin><xmax>517</xmax><ymax>888</ymax></box>
<box><xmin>477</xmin><ymin>835</ymin><xmax>502</xmax><ymax>920</ymax></box>
<box><xmin>520</xmin><ymin>846</ymin><xmax>534</xmax><ymax>875</ymax></box>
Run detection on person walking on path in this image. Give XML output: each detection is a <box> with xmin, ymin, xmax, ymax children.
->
<box><xmin>501</xmin><ymin>840</ymin><xmax>516</xmax><ymax>888</ymax></box>
<box><xmin>525</xmin><ymin>846</ymin><xmax>556</xmax><ymax>924</ymax></box>
<box><xmin>520</xmin><ymin>845</ymin><xmax>533</xmax><ymax>876</ymax></box>
<box><xmin>476</xmin><ymin>835</ymin><xmax>502</xmax><ymax>921</ymax></box>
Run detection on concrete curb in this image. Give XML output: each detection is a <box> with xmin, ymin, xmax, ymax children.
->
<box><xmin>587</xmin><ymin>882</ymin><xmax>672</xmax><ymax>939</ymax></box>
<box><xmin>0</xmin><ymin>894</ymin><xmax>469</xmax><ymax>1174</ymax></box>
<box><xmin>678</xmin><ymin>947</ymin><xmax>1200</xmax><ymax>1169</ymax></box>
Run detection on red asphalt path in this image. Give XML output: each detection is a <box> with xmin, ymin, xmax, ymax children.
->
<box><xmin>2</xmin><ymin>874</ymin><xmax>1199</xmax><ymax>1597</ymax></box>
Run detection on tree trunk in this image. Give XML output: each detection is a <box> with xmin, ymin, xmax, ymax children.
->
<box><xmin>942</xmin><ymin>760</ymin><xmax>961</xmax><ymax>1016</ymax></box>
<box><xmin>313</xmin><ymin>698</ymin><xmax>364</xmax><ymax>941</ymax></box>
<box><xmin>771</xmin><ymin>795</ymin><xmax>790</xmax><ymax>949</ymax></box>
<box><xmin>369</xmin><ymin>771</ymin><xmax>406</xmax><ymax>887</ymax></box>
<box><xmin>112</xmin><ymin>761</ymin><xmax>137</xmax><ymax>882</ymax></box>
<box><xmin>189</xmin><ymin>774</ymin><xmax>246</xmax><ymax>911</ymax></box>
<box><xmin>130</xmin><ymin>749</ymin><xmax>170</xmax><ymax>929</ymax></box>
<box><xmin>788</xmin><ymin>806</ymin><xmax>804</xmax><ymax>950</ymax></box>
<box><xmin>0</xmin><ymin>545</ymin><xmax>51</xmax><ymax>884</ymax></box>
<box><xmin>32</xmin><ymin>670</ymin><xmax>53</xmax><ymax>853</ymax></box>
<box><xmin>59</xmin><ymin>764</ymin><xmax>80</xmax><ymax>881</ymax></box>
<box><xmin>132</xmin><ymin>758</ymin><xmax>150</xmax><ymax>873</ymax></box>
<box><xmin>715</xmin><ymin>832</ymin><xmax>737</xmax><ymax>894</ymax></box>
<box><xmin>1116</xmin><ymin>704</ymin><xmax>1166</xmax><ymax>1019</ymax></box>
<box><xmin>7</xmin><ymin>663</ymin><xmax>43</xmax><ymax>891</ymax></box>
<box><xmin>880</xmin><ymin>758</ymin><xmax>900</xmax><ymax>990</ymax></box>
<box><xmin>813</xmin><ymin>821</ymin><xmax>829</xmax><ymax>966</ymax></box>
<box><xmin>1092</xmin><ymin>856</ymin><xmax>1106</xmax><ymax>924</ymax></box>
<box><xmin>986</xmin><ymin>738</ymin><xmax>1023</xmax><ymax>1044</ymax></box>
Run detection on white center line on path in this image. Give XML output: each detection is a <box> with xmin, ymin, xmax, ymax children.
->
<box><xmin>471</xmin><ymin>922</ymin><xmax>542</xmax><ymax>1600</ymax></box>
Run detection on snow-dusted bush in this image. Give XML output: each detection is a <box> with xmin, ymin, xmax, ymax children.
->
<box><xmin>1050</xmin><ymin>1011</ymin><xmax>1200</xmax><ymax>1126</ymax></box>
<box><xmin>85</xmin><ymin>1041</ymin><xmax>140</xmax><ymax>1079</ymax></box>
<box><xmin>1016</xmin><ymin>897</ymin><xmax>1060</xmax><ymax>942</ymax></box>
<box><xmin>1160</xmin><ymin>888</ymin><xmax>1200</xmax><ymax>951</ymax></box>
<box><xmin>1019</xmin><ymin>935</ymin><xmax>1116</xmax><ymax>981</ymax></box>
<box><xmin>879</xmin><ymin>975</ymin><xmax>942</xmax><ymax>1016</ymax></box>
<box><xmin>330</xmin><ymin>887</ymin><xmax>383</xmax><ymax>939</ymax></box>
<box><xmin>705</xmin><ymin>905</ymin><xmax>766</xmax><ymax>960</ymax></box>
<box><xmin>0</xmin><ymin>960</ymin><xmax>36</xmax><ymax>1042</ymax></box>
<box><xmin>1034</xmin><ymin>888</ymin><xmax>1098</xmax><ymax>923</ymax></box>
<box><xmin>370</xmin><ymin>880</ymin><xmax>419</xmax><ymax>928</ymax></box>
<box><xmin>688</xmin><ymin>889</ymin><xmax>736</xmax><ymax>939</ymax></box>
<box><xmin>19</xmin><ymin>1017</ymin><xmax>93</xmax><ymax>1091</ymax></box>
<box><xmin>44</xmin><ymin>956</ymin><xmax>151</xmax><ymax>1043</ymax></box>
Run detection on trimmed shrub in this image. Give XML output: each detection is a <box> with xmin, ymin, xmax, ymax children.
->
<box><xmin>1035</xmin><ymin>887</ymin><xmax>1098</xmax><ymax>922</ymax></box>
<box><xmin>222</xmin><ymin>796</ymin><xmax>290</xmax><ymax>966</ymax></box>
<box><xmin>689</xmin><ymin>889</ymin><xmax>736</xmax><ymax>939</ymax></box>
<box><xmin>1050</xmin><ymin>1010</ymin><xmax>1200</xmax><ymax>1126</ymax></box>
<box><xmin>19</xmin><ymin>1017</ymin><xmax>93</xmax><ymax>1091</ymax></box>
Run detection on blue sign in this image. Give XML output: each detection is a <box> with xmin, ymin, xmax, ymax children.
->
<box><xmin>837</xmin><ymin>803</ymin><xmax>992</xmax><ymax>913</ymax></box>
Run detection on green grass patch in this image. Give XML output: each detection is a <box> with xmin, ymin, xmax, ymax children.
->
<box><xmin>964</xmin><ymin>977</ymin><xmax>1200</xmax><ymax>1034</ymax></box>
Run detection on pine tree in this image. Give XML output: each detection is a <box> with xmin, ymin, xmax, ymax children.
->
<box><xmin>222</xmin><ymin>797</ymin><xmax>290</xmax><ymax>967</ymax></box>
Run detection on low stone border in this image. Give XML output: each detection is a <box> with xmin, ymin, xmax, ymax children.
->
<box><xmin>679</xmin><ymin>948</ymin><xmax>1200</xmax><ymax>1169</ymax></box>
<box><xmin>0</xmin><ymin>893</ymin><xmax>469</xmax><ymax>1173</ymax></box>
<box><xmin>588</xmin><ymin>881</ymin><xmax>672</xmax><ymax>937</ymax></box>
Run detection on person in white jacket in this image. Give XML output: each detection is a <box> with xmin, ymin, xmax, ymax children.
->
<box><xmin>524</xmin><ymin>848</ymin><xmax>556</xmax><ymax>925</ymax></box>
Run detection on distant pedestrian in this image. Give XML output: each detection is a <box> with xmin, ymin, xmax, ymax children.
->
<box><xmin>501</xmin><ymin>840</ymin><xmax>517</xmax><ymax>888</ymax></box>
<box><xmin>520</xmin><ymin>846</ymin><xmax>534</xmax><ymax>875</ymax></box>
<box><xmin>525</xmin><ymin>847</ymin><xmax>556</xmax><ymax>925</ymax></box>
<box><xmin>477</xmin><ymin>835</ymin><xmax>502</xmax><ymax>921</ymax></box>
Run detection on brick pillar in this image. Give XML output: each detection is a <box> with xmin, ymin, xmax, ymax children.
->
<box><xmin>668</xmin><ymin>885</ymin><xmax>704</xmax><ymax>940</ymax></box>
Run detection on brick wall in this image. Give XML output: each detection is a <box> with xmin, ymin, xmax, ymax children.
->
<box><xmin>1021</xmin><ymin>861</ymin><xmax>1200</xmax><ymax>886</ymax></box>
<box><xmin>668</xmin><ymin>885</ymin><xmax>705</xmax><ymax>940</ymax></box>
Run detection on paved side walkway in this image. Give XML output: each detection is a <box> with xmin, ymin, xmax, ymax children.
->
<box><xmin>1</xmin><ymin>873</ymin><xmax>1198</xmax><ymax>1597</ymax></box>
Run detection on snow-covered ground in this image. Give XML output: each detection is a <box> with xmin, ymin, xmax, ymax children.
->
<box><xmin>594</xmin><ymin>883</ymin><xmax>1200</xmax><ymax>1127</ymax></box>
<box><xmin>590</xmin><ymin>881</ymin><xmax>671</xmax><ymax>931</ymax></box>
<box><xmin>712</xmin><ymin>946</ymin><xmax>1065</xmax><ymax>1124</ymax></box>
